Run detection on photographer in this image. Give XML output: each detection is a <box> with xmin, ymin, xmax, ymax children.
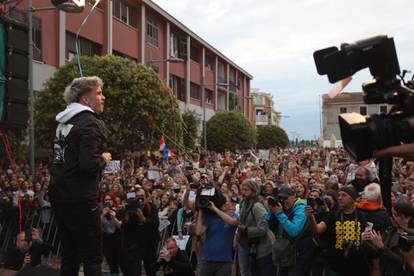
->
<box><xmin>101</xmin><ymin>192</ymin><xmax>122</xmax><ymax>275</ymax></box>
<box><xmin>238</xmin><ymin>179</ymin><xmax>275</xmax><ymax>276</ymax></box>
<box><xmin>119</xmin><ymin>188</ymin><xmax>160</xmax><ymax>276</ymax></box>
<box><xmin>269</xmin><ymin>184</ymin><xmax>313</xmax><ymax>276</ymax></box>
<box><xmin>362</xmin><ymin>202</ymin><xmax>414</xmax><ymax>276</ymax></box>
<box><xmin>157</xmin><ymin>238</ymin><xmax>194</xmax><ymax>276</ymax></box>
<box><xmin>307</xmin><ymin>190</ymin><xmax>337</xmax><ymax>276</ymax></box>
<box><xmin>3</xmin><ymin>228</ymin><xmax>49</xmax><ymax>270</ymax></box>
<box><xmin>195</xmin><ymin>187</ymin><xmax>238</xmax><ymax>276</ymax></box>
<box><xmin>306</xmin><ymin>186</ymin><xmax>370</xmax><ymax>276</ymax></box>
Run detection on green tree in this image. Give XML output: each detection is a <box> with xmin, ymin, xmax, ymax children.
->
<box><xmin>182</xmin><ymin>109</ymin><xmax>201</xmax><ymax>151</ymax></box>
<box><xmin>206</xmin><ymin>111</ymin><xmax>255</xmax><ymax>152</ymax></box>
<box><xmin>35</xmin><ymin>55</ymin><xmax>183</xmax><ymax>155</ymax></box>
<box><xmin>257</xmin><ymin>125</ymin><xmax>289</xmax><ymax>149</ymax></box>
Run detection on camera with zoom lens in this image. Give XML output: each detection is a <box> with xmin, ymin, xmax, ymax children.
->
<box><xmin>103</xmin><ymin>202</ymin><xmax>116</xmax><ymax>220</ymax></box>
<box><xmin>314</xmin><ymin>35</ymin><xmax>414</xmax><ymax>161</ymax></box>
<box><xmin>125</xmin><ymin>192</ymin><xmax>145</xmax><ymax>213</ymax></box>
<box><xmin>267</xmin><ymin>196</ymin><xmax>282</xmax><ymax>207</ymax></box>
<box><xmin>399</xmin><ymin>235</ymin><xmax>414</xmax><ymax>251</ymax></box>
<box><xmin>195</xmin><ymin>186</ymin><xmax>226</xmax><ymax>210</ymax></box>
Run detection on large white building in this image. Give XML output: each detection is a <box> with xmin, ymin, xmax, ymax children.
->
<box><xmin>322</xmin><ymin>92</ymin><xmax>391</xmax><ymax>145</ymax></box>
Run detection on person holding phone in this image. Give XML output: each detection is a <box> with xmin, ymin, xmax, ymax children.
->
<box><xmin>362</xmin><ymin>202</ymin><xmax>414</xmax><ymax>276</ymax></box>
<box><xmin>157</xmin><ymin>238</ymin><xmax>194</xmax><ymax>276</ymax></box>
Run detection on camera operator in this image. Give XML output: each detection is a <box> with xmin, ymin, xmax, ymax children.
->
<box><xmin>268</xmin><ymin>184</ymin><xmax>313</xmax><ymax>276</ymax></box>
<box><xmin>194</xmin><ymin>186</ymin><xmax>238</xmax><ymax>276</ymax></box>
<box><xmin>306</xmin><ymin>186</ymin><xmax>370</xmax><ymax>276</ymax></box>
<box><xmin>362</xmin><ymin>201</ymin><xmax>414</xmax><ymax>276</ymax></box>
<box><xmin>119</xmin><ymin>188</ymin><xmax>160</xmax><ymax>276</ymax></box>
<box><xmin>238</xmin><ymin>179</ymin><xmax>275</xmax><ymax>276</ymax></box>
<box><xmin>3</xmin><ymin>227</ymin><xmax>49</xmax><ymax>270</ymax></box>
<box><xmin>156</xmin><ymin>238</ymin><xmax>194</xmax><ymax>276</ymax></box>
<box><xmin>101</xmin><ymin>192</ymin><xmax>122</xmax><ymax>275</ymax></box>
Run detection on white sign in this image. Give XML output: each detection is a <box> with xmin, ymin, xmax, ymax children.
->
<box><xmin>159</xmin><ymin>219</ymin><xmax>171</xmax><ymax>232</ymax></box>
<box><xmin>148</xmin><ymin>169</ymin><xmax>161</xmax><ymax>180</ymax></box>
<box><xmin>258</xmin><ymin>150</ymin><xmax>270</xmax><ymax>160</ymax></box>
<box><xmin>172</xmin><ymin>235</ymin><xmax>190</xmax><ymax>250</ymax></box>
<box><xmin>104</xmin><ymin>160</ymin><xmax>121</xmax><ymax>174</ymax></box>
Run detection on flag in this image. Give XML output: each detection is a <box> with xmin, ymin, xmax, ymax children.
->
<box><xmin>160</xmin><ymin>136</ymin><xmax>175</xmax><ymax>159</ymax></box>
<box><xmin>160</xmin><ymin>136</ymin><xmax>166</xmax><ymax>151</ymax></box>
<box><xmin>162</xmin><ymin>148</ymin><xmax>175</xmax><ymax>159</ymax></box>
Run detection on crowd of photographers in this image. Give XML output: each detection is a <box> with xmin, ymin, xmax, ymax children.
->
<box><xmin>1</xmin><ymin>147</ymin><xmax>414</xmax><ymax>275</ymax></box>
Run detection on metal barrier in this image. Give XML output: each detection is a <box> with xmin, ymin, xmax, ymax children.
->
<box><xmin>1</xmin><ymin>207</ymin><xmax>179</xmax><ymax>269</ymax></box>
<box><xmin>0</xmin><ymin>207</ymin><xmax>61</xmax><ymax>267</ymax></box>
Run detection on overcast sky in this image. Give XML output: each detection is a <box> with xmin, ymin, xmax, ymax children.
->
<box><xmin>153</xmin><ymin>0</ymin><xmax>414</xmax><ymax>140</ymax></box>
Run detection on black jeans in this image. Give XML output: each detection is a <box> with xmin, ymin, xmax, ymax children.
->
<box><xmin>52</xmin><ymin>202</ymin><xmax>102</xmax><ymax>276</ymax></box>
<box><xmin>120</xmin><ymin>246</ymin><xmax>158</xmax><ymax>276</ymax></box>
<box><xmin>103</xmin><ymin>232</ymin><xmax>121</xmax><ymax>273</ymax></box>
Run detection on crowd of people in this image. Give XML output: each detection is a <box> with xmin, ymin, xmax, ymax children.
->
<box><xmin>1</xmin><ymin>147</ymin><xmax>414</xmax><ymax>276</ymax></box>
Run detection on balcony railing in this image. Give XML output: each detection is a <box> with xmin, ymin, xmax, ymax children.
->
<box><xmin>255</xmin><ymin>114</ymin><xmax>269</xmax><ymax>123</ymax></box>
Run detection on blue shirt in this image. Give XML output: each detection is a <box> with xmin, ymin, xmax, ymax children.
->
<box><xmin>200</xmin><ymin>211</ymin><xmax>237</xmax><ymax>262</ymax></box>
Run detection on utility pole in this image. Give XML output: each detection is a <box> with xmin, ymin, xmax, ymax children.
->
<box><xmin>28</xmin><ymin>0</ymin><xmax>35</xmax><ymax>179</ymax></box>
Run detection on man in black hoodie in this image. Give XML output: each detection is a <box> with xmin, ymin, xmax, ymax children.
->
<box><xmin>49</xmin><ymin>76</ymin><xmax>112</xmax><ymax>276</ymax></box>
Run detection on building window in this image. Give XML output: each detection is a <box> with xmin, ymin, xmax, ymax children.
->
<box><xmin>360</xmin><ymin>106</ymin><xmax>367</xmax><ymax>116</ymax></box>
<box><xmin>170</xmin><ymin>32</ymin><xmax>187</xmax><ymax>60</ymax></box>
<box><xmin>112</xmin><ymin>50</ymin><xmax>137</xmax><ymax>62</ymax></box>
<box><xmin>229</xmin><ymin>93</ymin><xmax>239</xmax><ymax>111</ymax></box>
<box><xmin>66</xmin><ymin>32</ymin><xmax>101</xmax><ymax>60</ymax></box>
<box><xmin>218</xmin><ymin>62</ymin><xmax>225</xmax><ymax>83</ymax></box>
<box><xmin>169</xmin><ymin>75</ymin><xmax>185</xmax><ymax>102</ymax></box>
<box><xmin>205</xmin><ymin>88</ymin><xmax>213</xmax><ymax>104</ymax></box>
<box><xmin>147</xmin><ymin>17</ymin><xmax>158</xmax><ymax>46</ymax></box>
<box><xmin>205</xmin><ymin>55</ymin><xmax>212</xmax><ymax>70</ymax></box>
<box><xmin>190</xmin><ymin>83</ymin><xmax>201</xmax><ymax>100</ymax></box>
<box><xmin>190</xmin><ymin>45</ymin><xmax>199</xmax><ymax>62</ymax></box>
<box><xmin>380</xmin><ymin>105</ymin><xmax>387</xmax><ymax>113</ymax></box>
<box><xmin>32</xmin><ymin>17</ymin><xmax>42</xmax><ymax>62</ymax></box>
<box><xmin>339</xmin><ymin>107</ymin><xmax>347</xmax><ymax>114</ymax></box>
<box><xmin>113</xmin><ymin>0</ymin><xmax>135</xmax><ymax>27</ymax></box>
<box><xmin>255</xmin><ymin>96</ymin><xmax>263</xmax><ymax>105</ymax></box>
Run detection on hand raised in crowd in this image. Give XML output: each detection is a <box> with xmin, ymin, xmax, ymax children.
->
<box><xmin>269</xmin><ymin>202</ymin><xmax>283</xmax><ymax>214</ymax></box>
<box><xmin>158</xmin><ymin>250</ymin><xmax>172</xmax><ymax>262</ymax></box>
<box><xmin>102</xmin><ymin>152</ymin><xmax>112</xmax><ymax>166</ymax></box>
<box><xmin>23</xmin><ymin>254</ymin><xmax>31</xmax><ymax>266</ymax></box>
<box><xmin>31</xmin><ymin>227</ymin><xmax>40</xmax><ymax>241</ymax></box>
<box><xmin>238</xmin><ymin>224</ymin><xmax>246</xmax><ymax>234</ymax></box>
<box><xmin>370</xmin><ymin>230</ymin><xmax>384</xmax><ymax>249</ymax></box>
<box><xmin>208</xmin><ymin>201</ymin><xmax>218</xmax><ymax>212</ymax></box>
<box><xmin>361</xmin><ymin>229</ymin><xmax>373</xmax><ymax>241</ymax></box>
<box><xmin>304</xmin><ymin>205</ymin><xmax>314</xmax><ymax>218</ymax></box>
<box><xmin>136</xmin><ymin>208</ymin><xmax>146</xmax><ymax>222</ymax></box>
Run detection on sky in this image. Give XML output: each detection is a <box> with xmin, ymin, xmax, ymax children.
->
<box><xmin>153</xmin><ymin>0</ymin><xmax>414</xmax><ymax>140</ymax></box>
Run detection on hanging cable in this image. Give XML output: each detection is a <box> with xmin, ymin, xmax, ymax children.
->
<box><xmin>75</xmin><ymin>0</ymin><xmax>101</xmax><ymax>77</ymax></box>
<box><xmin>0</xmin><ymin>129</ymin><xmax>23</xmax><ymax>232</ymax></box>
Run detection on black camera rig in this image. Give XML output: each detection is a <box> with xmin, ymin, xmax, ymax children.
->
<box><xmin>313</xmin><ymin>35</ymin><xmax>414</xmax><ymax>211</ymax></box>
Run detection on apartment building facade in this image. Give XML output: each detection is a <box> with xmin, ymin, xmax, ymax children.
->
<box><xmin>12</xmin><ymin>0</ymin><xmax>252</xmax><ymax>122</ymax></box>
<box><xmin>250</xmin><ymin>89</ymin><xmax>280</xmax><ymax>127</ymax></box>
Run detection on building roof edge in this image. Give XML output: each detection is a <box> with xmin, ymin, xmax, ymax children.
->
<box><xmin>143</xmin><ymin>0</ymin><xmax>253</xmax><ymax>79</ymax></box>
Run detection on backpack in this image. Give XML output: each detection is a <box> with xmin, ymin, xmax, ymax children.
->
<box><xmin>272</xmin><ymin>209</ymin><xmax>309</xmax><ymax>267</ymax></box>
